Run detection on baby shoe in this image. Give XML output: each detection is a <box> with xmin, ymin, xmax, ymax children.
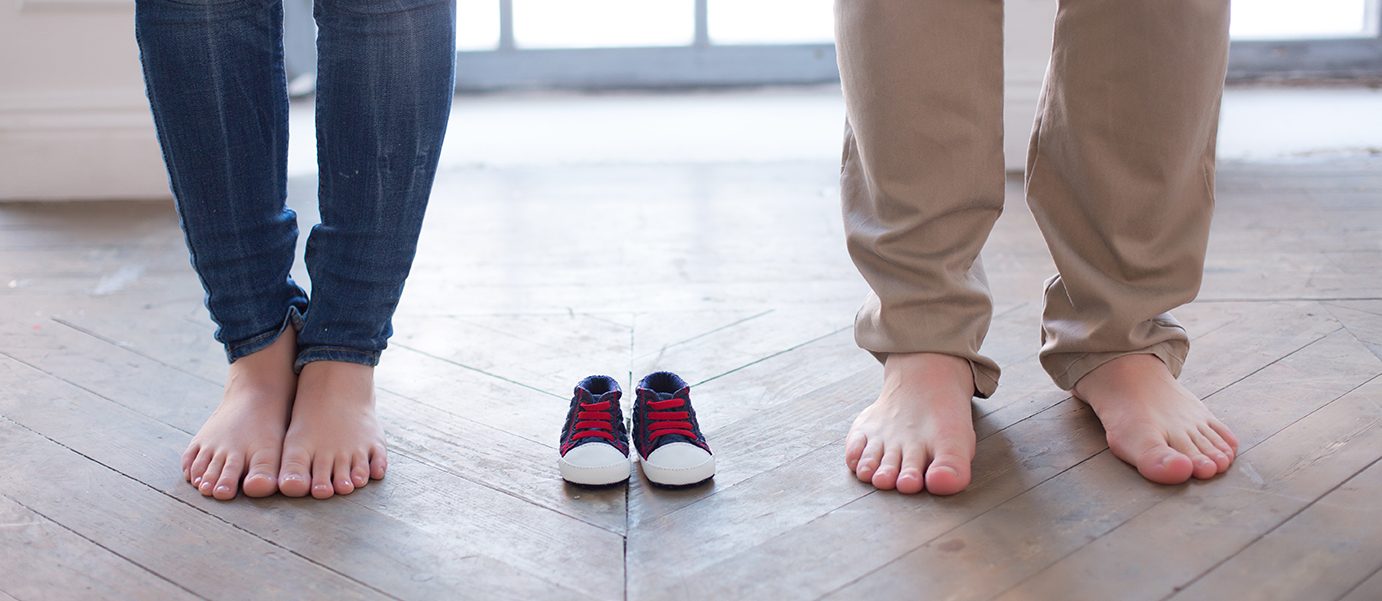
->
<box><xmin>559</xmin><ymin>375</ymin><xmax>631</xmax><ymax>485</ymax></box>
<box><xmin>632</xmin><ymin>371</ymin><xmax>715</xmax><ymax>486</ymax></box>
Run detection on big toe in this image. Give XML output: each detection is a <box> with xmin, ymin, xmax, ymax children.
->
<box><xmin>925</xmin><ymin>460</ymin><xmax>970</xmax><ymax>496</ymax></box>
<box><xmin>277</xmin><ymin>452</ymin><xmax>312</xmax><ymax>497</ymax></box>
<box><xmin>1134</xmin><ymin>445</ymin><xmax>1195</xmax><ymax>485</ymax></box>
<box><xmin>243</xmin><ymin>449</ymin><xmax>281</xmax><ymax>498</ymax></box>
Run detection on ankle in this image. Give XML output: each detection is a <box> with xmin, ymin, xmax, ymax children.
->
<box><xmin>882</xmin><ymin>352</ymin><xmax>975</xmax><ymax>398</ymax></box>
<box><xmin>1074</xmin><ymin>353</ymin><xmax>1176</xmax><ymax>399</ymax></box>
<box><xmin>296</xmin><ymin>361</ymin><xmax>376</xmax><ymax>405</ymax></box>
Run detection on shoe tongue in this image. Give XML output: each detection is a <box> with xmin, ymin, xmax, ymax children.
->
<box><xmin>575</xmin><ymin>387</ymin><xmax>620</xmax><ymax>405</ymax></box>
<box><xmin>658</xmin><ymin>385</ymin><xmax>691</xmax><ymax>401</ymax></box>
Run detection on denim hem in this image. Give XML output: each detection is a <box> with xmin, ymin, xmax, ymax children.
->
<box><xmin>294</xmin><ymin>346</ymin><xmax>382</xmax><ymax>373</ymax></box>
<box><xmin>225</xmin><ymin>306</ymin><xmax>305</xmax><ymax>364</ymax></box>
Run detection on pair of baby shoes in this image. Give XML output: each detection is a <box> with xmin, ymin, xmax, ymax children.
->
<box><xmin>558</xmin><ymin>371</ymin><xmax>715</xmax><ymax>487</ymax></box>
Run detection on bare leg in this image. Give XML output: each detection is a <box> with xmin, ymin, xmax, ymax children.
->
<box><xmin>845</xmin><ymin>353</ymin><xmax>977</xmax><ymax>495</ymax></box>
<box><xmin>182</xmin><ymin>328</ymin><xmax>296</xmax><ymax>500</ymax></box>
<box><xmin>276</xmin><ymin>362</ymin><xmax>386</xmax><ymax>499</ymax></box>
<box><xmin>1075</xmin><ymin>354</ymin><xmax>1238</xmax><ymax>483</ymax></box>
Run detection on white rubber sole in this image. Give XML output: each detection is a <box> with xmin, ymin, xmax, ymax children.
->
<box><xmin>559</xmin><ymin>456</ymin><xmax>632</xmax><ymax>486</ymax></box>
<box><xmin>640</xmin><ymin>454</ymin><xmax>716</xmax><ymax>487</ymax></box>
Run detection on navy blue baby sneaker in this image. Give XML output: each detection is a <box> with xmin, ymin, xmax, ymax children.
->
<box><xmin>632</xmin><ymin>371</ymin><xmax>716</xmax><ymax>486</ymax></box>
<box><xmin>558</xmin><ymin>375</ymin><xmax>631</xmax><ymax>485</ymax></box>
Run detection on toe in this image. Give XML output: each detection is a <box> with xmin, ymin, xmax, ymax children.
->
<box><xmin>1172</xmin><ymin>433</ymin><xmax>1217</xmax><ymax>480</ymax></box>
<box><xmin>844</xmin><ymin>431</ymin><xmax>868</xmax><ymax>472</ymax></box>
<box><xmin>1136</xmin><ymin>443</ymin><xmax>1195</xmax><ymax>484</ymax></box>
<box><xmin>277</xmin><ymin>449</ymin><xmax>312</xmax><ymax>497</ymax></box>
<box><xmin>855</xmin><ymin>439</ymin><xmax>883</xmax><ymax>483</ymax></box>
<box><xmin>350</xmin><ymin>454</ymin><xmax>370</xmax><ymax>489</ymax></box>
<box><xmin>1209</xmin><ymin>418</ymin><xmax>1239</xmax><ymax>454</ymax></box>
<box><xmin>212</xmin><ymin>454</ymin><xmax>244</xmax><ymax>501</ymax></box>
<box><xmin>181</xmin><ymin>443</ymin><xmax>200</xmax><ymax>481</ymax></box>
<box><xmin>243</xmin><ymin>447</ymin><xmax>281</xmax><ymax>498</ymax></box>
<box><xmin>368</xmin><ymin>444</ymin><xmax>388</xmax><ymax>480</ymax></box>
<box><xmin>870</xmin><ymin>445</ymin><xmax>902</xmax><ymax>490</ymax></box>
<box><xmin>310</xmin><ymin>454</ymin><xmax>334</xmax><ymax>499</ymax></box>
<box><xmin>1110</xmin><ymin>428</ymin><xmax>1194</xmax><ymax>485</ymax></box>
<box><xmin>332</xmin><ymin>456</ymin><xmax>355</xmax><ymax>496</ymax></box>
<box><xmin>189</xmin><ymin>447</ymin><xmax>212</xmax><ymax>488</ymax></box>
<box><xmin>895</xmin><ymin>445</ymin><xmax>928</xmax><ymax>495</ymax></box>
<box><xmin>199</xmin><ymin>453</ymin><xmax>226</xmax><ymax>497</ymax></box>
<box><xmin>1198</xmin><ymin>424</ymin><xmax>1235</xmax><ymax>462</ymax></box>
<box><xmin>1192</xmin><ymin>430</ymin><xmax>1231</xmax><ymax>473</ymax></box>
<box><xmin>925</xmin><ymin>449</ymin><xmax>973</xmax><ymax>497</ymax></box>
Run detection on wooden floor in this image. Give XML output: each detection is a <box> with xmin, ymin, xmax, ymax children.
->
<box><xmin>2</xmin><ymin>159</ymin><xmax>1381</xmax><ymax>601</ymax></box>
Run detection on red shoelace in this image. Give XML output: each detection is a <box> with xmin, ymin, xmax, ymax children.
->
<box><xmin>571</xmin><ymin>400</ymin><xmax>617</xmax><ymax>442</ymax></box>
<box><xmin>646</xmin><ymin>397</ymin><xmax>698</xmax><ymax>442</ymax></box>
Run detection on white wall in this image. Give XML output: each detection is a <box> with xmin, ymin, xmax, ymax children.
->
<box><xmin>0</xmin><ymin>0</ymin><xmax>171</xmax><ymax>201</ymax></box>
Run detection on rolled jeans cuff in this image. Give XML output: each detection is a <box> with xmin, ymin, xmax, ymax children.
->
<box><xmin>225</xmin><ymin>306</ymin><xmax>304</xmax><ymax>363</ymax></box>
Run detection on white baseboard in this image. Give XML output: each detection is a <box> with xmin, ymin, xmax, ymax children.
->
<box><xmin>0</xmin><ymin>95</ymin><xmax>169</xmax><ymax>201</ymax></box>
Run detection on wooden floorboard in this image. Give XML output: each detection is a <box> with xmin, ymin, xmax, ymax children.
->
<box><xmin>2</xmin><ymin>159</ymin><xmax>1379</xmax><ymax>599</ymax></box>
<box><xmin>0</xmin><ymin>494</ymin><xmax>200</xmax><ymax>601</ymax></box>
<box><xmin>1169</xmin><ymin>454</ymin><xmax>1382</xmax><ymax>601</ymax></box>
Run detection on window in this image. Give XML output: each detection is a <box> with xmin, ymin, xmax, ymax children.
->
<box><xmin>282</xmin><ymin>0</ymin><xmax>1382</xmax><ymax>89</ymax></box>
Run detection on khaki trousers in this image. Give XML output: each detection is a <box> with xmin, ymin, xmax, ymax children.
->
<box><xmin>837</xmin><ymin>0</ymin><xmax>1230</xmax><ymax>397</ymax></box>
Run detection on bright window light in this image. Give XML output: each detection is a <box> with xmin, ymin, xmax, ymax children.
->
<box><xmin>457</xmin><ymin>0</ymin><xmax>501</xmax><ymax>51</ymax></box>
<box><xmin>513</xmin><ymin>0</ymin><xmax>695</xmax><ymax>49</ymax></box>
<box><xmin>1230</xmin><ymin>0</ymin><xmax>1376</xmax><ymax>40</ymax></box>
<box><xmin>709</xmin><ymin>0</ymin><xmax>834</xmax><ymax>45</ymax></box>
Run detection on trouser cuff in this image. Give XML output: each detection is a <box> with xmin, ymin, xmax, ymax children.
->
<box><xmin>1044</xmin><ymin>339</ymin><xmax>1188</xmax><ymax>391</ymax></box>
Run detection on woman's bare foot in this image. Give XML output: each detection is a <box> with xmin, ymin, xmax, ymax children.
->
<box><xmin>845</xmin><ymin>352</ymin><xmax>978</xmax><ymax>496</ymax></box>
<box><xmin>1073</xmin><ymin>353</ymin><xmax>1239</xmax><ymax>484</ymax></box>
<box><xmin>277</xmin><ymin>361</ymin><xmax>387</xmax><ymax>499</ymax></box>
<box><xmin>182</xmin><ymin>328</ymin><xmax>296</xmax><ymax>500</ymax></box>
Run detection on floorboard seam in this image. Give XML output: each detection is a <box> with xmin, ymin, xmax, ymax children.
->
<box><xmin>634</xmin><ymin>309</ymin><xmax>775</xmax><ymax>362</ymax></box>
<box><xmin>992</xmin><ymin>370</ymin><xmax>1382</xmax><ymax>601</ymax></box>
<box><xmin>1335</xmin><ymin>563</ymin><xmax>1382</xmax><ymax>601</ymax></box>
<box><xmin>0</xmin><ymin>491</ymin><xmax>208</xmax><ymax>601</ymax></box>
<box><xmin>389</xmin><ymin>446</ymin><xmax>626</xmax><ymax>537</ymax></box>
<box><xmin>391</xmin><ymin>343</ymin><xmax>566</xmax><ymax>400</ymax></box>
<box><xmin>692</xmin><ymin>324</ymin><xmax>852</xmax><ymax>388</ymax></box>
<box><xmin>0</xmin><ymin>414</ymin><xmax>400</xmax><ymax>600</ymax></box>
<box><xmin>1162</xmin><ymin>451</ymin><xmax>1382</xmax><ymax>601</ymax></box>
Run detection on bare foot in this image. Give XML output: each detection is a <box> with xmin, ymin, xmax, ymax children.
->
<box><xmin>182</xmin><ymin>328</ymin><xmax>296</xmax><ymax>500</ymax></box>
<box><xmin>1074</xmin><ymin>353</ymin><xmax>1239</xmax><ymax>484</ymax></box>
<box><xmin>277</xmin><ymin>361</ymin><xmax>387</xmax><ymax>499</ymax></box>
<box><xmin>845</xmin><ymin>352</ymin><xmax>977</xmax><ymax>495</ymax></box>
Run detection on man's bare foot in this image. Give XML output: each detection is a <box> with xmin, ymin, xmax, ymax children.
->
<box><xmin>182</xmin><ymin>328</ymin><xmax>296</xmax><ymax>500</ymax></box>
<box><xmin>845</xmin><ymin>352</ymin><xmax>977</xmax><ymax>495</ymax></box>
<box><xmin>1073</xmin><ymin>353</ymin><xmax>1239</xmax><ymax>484</ymax></box>
<box><xmin>277</xmin><ymin>361</ymin><xmax>387</xmax><ymax>499</ymax></box>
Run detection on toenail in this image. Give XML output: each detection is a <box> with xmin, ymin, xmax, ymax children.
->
<box><xmin>933</xmin><ymin>465</ymin><xmax>958</xmax><ymax>476</ymax></box>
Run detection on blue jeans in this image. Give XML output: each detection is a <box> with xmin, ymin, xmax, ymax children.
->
<box><xmin>135</xmin><ymin>0</ymin><xmax>455</xmax><ymax>370</ymax></box>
